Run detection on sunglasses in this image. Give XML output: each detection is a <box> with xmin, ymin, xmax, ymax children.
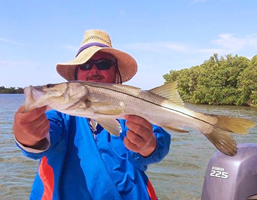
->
<box><xmin>78</xmin><ymin>59</ymin><xmax>115</xmax><ymax>71</ymax></box>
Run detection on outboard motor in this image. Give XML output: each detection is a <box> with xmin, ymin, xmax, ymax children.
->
<box><xmin>201</xmin><ymin>143</ymin><xmax>257</xmax><ymax>200</ymax></box>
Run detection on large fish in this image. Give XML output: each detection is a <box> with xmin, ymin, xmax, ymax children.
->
<box><xmin>23</xmin><ymin>81</ymin><xmax>255</xmax><ymax>156</ymax></box>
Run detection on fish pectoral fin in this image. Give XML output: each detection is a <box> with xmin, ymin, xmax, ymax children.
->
<box><xmin>95</xmin><ymin>108</ymin><xmax>123</xmax><ymax>115</ymax></box>
<box><xmin>205</xmin><ymin>128</ymin><xmax>237</xmax><ymax>156</ymax></box>
<box><xmin>162</xmin><ymin>125</ymin><xmax>189</xmax><ymax>133</ymax></box>
<box><xmin>148</xmin><ymin>82</ymin><xmax>184</xmax><ymax>106</ymax></box>
<box><xmin>96</xmin><ymin>118</ymin><xmax>121</xmax><ymax>136</ymax></box>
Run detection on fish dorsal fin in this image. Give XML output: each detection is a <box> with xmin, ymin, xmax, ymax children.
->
<box><xmin>148</xmin><ymin>82</ymin><xmax>184</xmax><ymax>106</ymax></box>
<box><xmin>96</xmin><ymin>118</ymin><xmax>121</xmax><ymax>136</ymax></box>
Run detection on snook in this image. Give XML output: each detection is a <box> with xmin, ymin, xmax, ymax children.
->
<box><xmin>23</xmin><ymin>81</ymin><xmax>255</xmax><ymax>156</ymax></box>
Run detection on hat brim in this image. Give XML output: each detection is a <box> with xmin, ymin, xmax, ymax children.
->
<box><xmin>56</xmin><ymin>46</ymin><xmax>137</xmax><ymax>82</ymax></box>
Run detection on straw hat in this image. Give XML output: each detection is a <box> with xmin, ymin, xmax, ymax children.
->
<box><xmin>56</xmin><ymin>29</ymin><xmax>138</xmax><ymax>82</ymax></box>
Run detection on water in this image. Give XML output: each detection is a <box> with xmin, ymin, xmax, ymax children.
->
<box><xmin>0</xmin><ymin>94</ymin><xmax>38</xmax><ymax>200</ymax></box>
<box><xmin>0</xmin><ymin>94</ymin><xmax>257</xmax><ymax>200</ymax></box>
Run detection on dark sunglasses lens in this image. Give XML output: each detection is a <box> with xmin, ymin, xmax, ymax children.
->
<box><xmin>97</xmin><ymin>60</ymin><xmax>113</xmax><ymax>70</ymax></box>
<box><xmin>78</xmin><ymin>59</ymin><xmax>114</xmax><ymax>71</ymax></box>
<box><xmin>79</xmin><ymin>63</ymin><xmax>91</xmax><ymax>70</ymax></box>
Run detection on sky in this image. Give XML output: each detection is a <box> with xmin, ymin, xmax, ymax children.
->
<box><xmin>1</xmin><ymin>0</ymin><xmax>257</xmax><ymax>90</ymax></box>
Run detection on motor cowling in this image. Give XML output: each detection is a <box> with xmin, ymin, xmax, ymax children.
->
<box><xmin>201</xmin><ymin>143</ymin><xmax>257</xmax><ymax>200</ymax></box>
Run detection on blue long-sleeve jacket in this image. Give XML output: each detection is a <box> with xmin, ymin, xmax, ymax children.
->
<box><xmin>18</xmin><ymin>110</ymin><xmax>171</xmax><ymax>200</ymax></box>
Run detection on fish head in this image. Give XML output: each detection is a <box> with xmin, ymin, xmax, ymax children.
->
<box><xmin>23</xmin><ymin>82</ymin><xmax>88</xmax><ymax>112</ymax></box>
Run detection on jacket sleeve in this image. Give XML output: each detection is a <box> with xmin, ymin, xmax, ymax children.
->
<box><xmin>125</xmin><ymin>122</ymin><xmax>171</xmax><ymax>171</ymax></box>
<box><xmin>16</xmin><ymin>110</ymin><xmax>65</xmax><ymax>160</ymax></box>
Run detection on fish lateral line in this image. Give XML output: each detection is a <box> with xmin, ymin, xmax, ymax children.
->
<box><xmin>84</xmin><ymin>82</ymin><xmax>214</xmax><ymax>126</ymax></box>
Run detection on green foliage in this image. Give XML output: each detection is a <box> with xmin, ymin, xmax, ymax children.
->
<box><xmin>163</xmin><ymin>54</ymin><xmax>257</xmax><ymax>106</ymax></box>
<box><xmin>237</xmin><ymin>55</ymin><xmax>257</xmax><ymax>106</ymax></box>
<box><xmin>0</xmin><ymin>86</ymin><xmax>24</xmax><ymax>94</ymax></box>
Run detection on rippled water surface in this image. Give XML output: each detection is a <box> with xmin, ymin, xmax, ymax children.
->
<box><xmin>1</xmin><ymin>94</ymin><xmax>257</xmax><ymax>199</ymax></box>
<box><xmin>0</xmin><ymin>94</ymin><xmax>38</xmax><ymax>200</ymax></box>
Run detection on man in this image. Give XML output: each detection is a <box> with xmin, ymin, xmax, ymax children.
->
<box><xmin>13</xmin><ymin>29</ymin><xmax>171</xmax><ymax>200</ymax></box>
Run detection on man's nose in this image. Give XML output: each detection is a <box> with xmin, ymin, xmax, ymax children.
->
<box><xmin>90</xmin><ymin>65</ymin><xmax>100</xmax><ymax>73</ymax></box>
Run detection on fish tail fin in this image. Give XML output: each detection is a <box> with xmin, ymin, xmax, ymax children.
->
<box><xmin>205</xmin><ymin>116</ymin><xmax>255</xmax><ymax>156</ymax></box>
<box><xmin>216</xmin><ymin>116</ymin><xmax>255</xmax><ymax>134</ymax></box>
<box><xmin>204</xmin><ymin>128</ymin><xmax>237</xmax><ymax>156</ymax></box>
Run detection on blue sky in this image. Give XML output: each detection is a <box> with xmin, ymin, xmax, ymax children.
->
<box><xmin>1</xmin><ymin>0</ymin><xmax>257</xmax><ymax>89</ymax></box>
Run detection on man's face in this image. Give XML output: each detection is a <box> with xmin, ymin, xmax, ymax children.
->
<box><xmin>77</xmin><ymin>52</ymin><xmax>117</xmax><ymax>83</ymax></box>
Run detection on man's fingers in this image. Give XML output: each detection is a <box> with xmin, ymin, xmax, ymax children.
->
<box><xmin>13</xmin><ymin>105</ymin><xmax>50</xmax><ymax>147</ymax></box>
<box><xmin>32</xmin><ymin>114</ymin><xmax>50</xmax><ymax>137</ymax></box>
<box><xmin>126</xmin><ymin>130</ymin><xmax>144</xmax><ymax>145</ymax></box>
<box><xmin>124</xmin><ymin>115</ymin><xmax>157</xmax><ymax>157</ymax></box>
<box><xmin>15</xmin><ymin>106</ymin><xmax>47</xmax><ymax>123</ymax></box>
<box><xmin>124</xmin><ymin>137</ymin><xmax>140</xmax><ymax>153</ymax></box>
<box><xmin>125</xmin><ymin>115</ymin><xmax>152</xmax><ymax>130</ymax></box>
<box><xmin>33</xmin><ymin>118</ymin><xmax>50</xmax><ymax>140</ymax></box>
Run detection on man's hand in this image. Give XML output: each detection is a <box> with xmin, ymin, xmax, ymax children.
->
<box><xmin>124</xmin><ymin>115</ymin><xmax>156</xmax><ymax>157</ymax></box>
<box><xmin>13</xmin><ymin>106</ymin><xmax>50</xmax><ymax>149</ymax></box>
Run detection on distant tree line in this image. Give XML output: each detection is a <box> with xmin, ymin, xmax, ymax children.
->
<box><xmin>0</xmin><ymin>86</ymin><xmax>24</xmax><ymax>94</ymax></box>
<box><xmin>163</xmin><ymin>54</ymin><xmax>257</xmax><ymax>107</ymax></box>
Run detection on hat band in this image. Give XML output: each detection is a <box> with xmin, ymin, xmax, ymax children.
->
<box><xmin>76</xmin><ymin>42</ymin><xmax>109</xmax><ymax>57</ymax></box>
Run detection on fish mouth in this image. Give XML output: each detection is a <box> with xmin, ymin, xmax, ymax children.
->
<box><xmin>24</xmin><ymin>86</ymin><xmax>33</xmax><ymax>99</ymax></box>
<box><xmin>23</xmin><ymin>86</ymin><xmax>42</xmax><ymax>112</ymax></box>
